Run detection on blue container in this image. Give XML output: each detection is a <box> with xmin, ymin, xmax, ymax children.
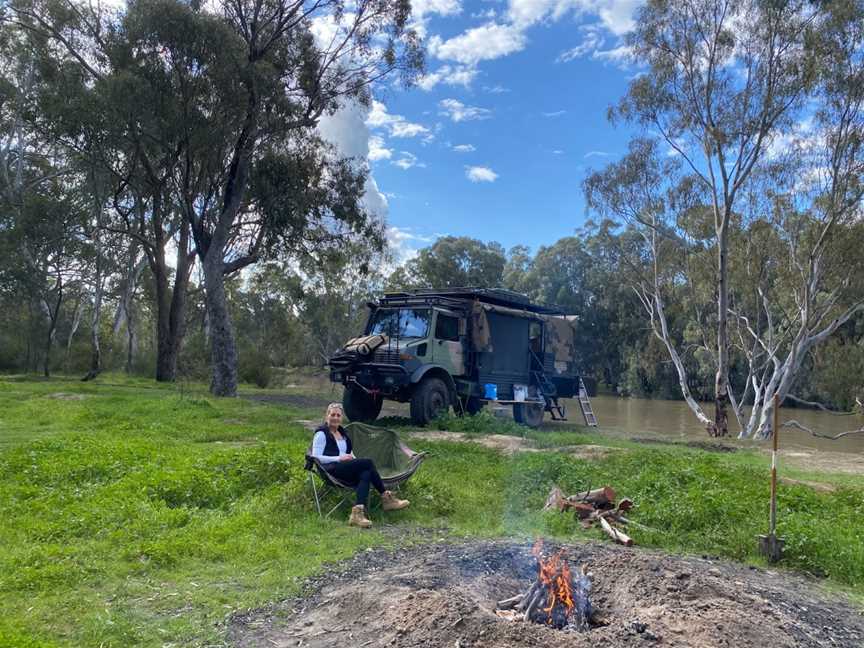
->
<box><xmin>483</xmin><ymin>383</ymin><xmax>498</xmax><ymax>400</ymax></box>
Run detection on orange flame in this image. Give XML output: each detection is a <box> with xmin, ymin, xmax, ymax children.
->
<box><xmin>531</xmin><ymin>540</ymin><xmax>575</xmax><ymax>624</ymax></box>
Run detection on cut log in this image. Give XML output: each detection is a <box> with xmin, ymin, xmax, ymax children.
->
<box><xmin>617</xmin><ymin>498</ymin><xmax>634</xmax><ymax>512</ymax></box>
<box><xmin>571</xmin><ymin>502</ymin><xmax>596</xmax><ymax>519</ymax></box>
<box><xmin>599</xmin><ymin>516</ymin><xmax>633</xmax><ymax>546</ymax></box>
<box><xmin>577</xmin><ymin>486</ymin><xmax>616</xmax><ymax>507</ymax></box>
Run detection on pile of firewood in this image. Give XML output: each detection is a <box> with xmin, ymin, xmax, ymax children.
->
<box><xmin>543</xmin><ymin>485</ymin><xmax>635</xmax><ymax>547</ymax></box>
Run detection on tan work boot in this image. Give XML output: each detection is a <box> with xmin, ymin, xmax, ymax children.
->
<box><xmin>381</xmin><ymin>490</ymin><xmax>410</xmax><ymax>511</ymax></box>
<box><xmin>348</xmin><ymin>504</ymin><xmax>372</xmax><ymax>528</ymax></box>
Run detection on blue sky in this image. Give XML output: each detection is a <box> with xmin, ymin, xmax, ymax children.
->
<box><xmin>318</xmin><ymin>0</ymin><xmax>644</xmax><ymax>264</ymax></box>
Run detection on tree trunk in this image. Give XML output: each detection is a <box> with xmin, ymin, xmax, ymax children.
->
<box><xmin>203</xmin><ymin>255</ymin><xmax>237</xmax><ymax>397</ymax></box>
<box><xmin>152</xmin><ymin>224</ymin><xmax>193</xmax><ymax>382</ymax></box>
<box><xmin>88</xmin><ymin>255</ymin><xmax>105</xmax><ymax>378</ymax></box>
<box><xmin>714</xmin><ymin>217</ymin><xmax>730</xmax><ymax>437</ymax></box>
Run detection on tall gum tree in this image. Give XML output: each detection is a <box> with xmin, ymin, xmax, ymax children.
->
<box><xmin>597</xmin><ymin>0</ymin><xmax>858</xmax><ymax>436</ymax></box>
<box><xmin>587</xmin><ymin>0</ymin><xmax>864</xmax><ymax>438</ymax></box>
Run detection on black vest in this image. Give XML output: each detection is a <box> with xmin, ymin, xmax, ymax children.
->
<box><xmin>315</xmin><ymin>425</ymin><xmax>352</xmax><ymax>457</ymax></box>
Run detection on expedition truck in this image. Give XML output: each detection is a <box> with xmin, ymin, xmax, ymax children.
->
<box><xmin>328</xmin><ymin>288</ymin><xmax>596</xmax><ymax>428</ymax></box>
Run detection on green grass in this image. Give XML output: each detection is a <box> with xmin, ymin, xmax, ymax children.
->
<box><xmin>1</xmin><ymin>374</ymin><xmax>863</xmax><ymax>646</ymax></box>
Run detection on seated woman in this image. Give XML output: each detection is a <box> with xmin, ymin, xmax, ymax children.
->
<box><xmin>311</xmin><ymin>402</ymin><xmax>409</xmax><ymax>528</ymax></box>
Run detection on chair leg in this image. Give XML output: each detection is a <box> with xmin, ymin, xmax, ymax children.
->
<box><xmin>325</xmin><ymin>494</ymin><xmax>349</xmax><ymax>519</ymax></box>
<box><xmin>309</xmin><ymin>473</ymin><xmax>323</xmax><ymax>518</ymax></box>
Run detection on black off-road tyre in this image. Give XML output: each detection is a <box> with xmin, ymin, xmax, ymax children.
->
<box><xmin>342</xmin><ymin>386</ymin><xmax>383</xmax><ymax>423</ymax></box>
<box><xmin>410</xmin><ymin>377</ymin><xmax>450</xmax><ymax>426</ymax></box>
<box><xmin>513</xmin><ymin>402</ymin><xmax>544</xmax><ymax>428</ymax></box>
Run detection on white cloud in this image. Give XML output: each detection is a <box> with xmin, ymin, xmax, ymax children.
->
<box><xmin>439</xmin><ymin>99</ymin><xmax>492</xmax><ymax>123</ymax></box>
<box><xmin>592</xmin><ymin>44</ymin><xmax>635</xmax><ymax>67</ymax></box>
<box><xmin>507</xmin><ymin>0</ymin><xmax>638</xmax><ymax>35</ymax></box>
<box><xmin>433</xmin><ymin>22</ymin><xmax>528</xmax><ymax>65</ymax></box>
<box><xmin>392</xmin><ymin>152</ymin><xmax>425</xmax><ymax>170</ymax></box>
<box><xmin>553</xmin><ymin>149</ymin><xmax>565</xmax><ymax>154</ymax></box>
<box><xmin>316</xmin><ymin>102</ymin><xmax>388</xmax><ymax>220</ymax></box>
<box><xmin>367</xmin><ymin>100</ymin><xmax>432</xmax><ymax>139</ymax></box>
<box><xmin>466</xmin><ymin>166</ymin><xmax>498</xmax><ymax>182</ymax></box>
<box><xmin>584</xmin><ymin>150</ymin><xmax>609</xmax><ymax>158</ymax></box>
<box><xmin>484</xmin><ymin>84</ymin><xmax>511</xmax><ymax>94</ymax></box>
<box><xmin>542</xmin><ymin>110</ymin><xmax>567</xmax><ymax>117</ymax></box>
<box><xmin>557</xmin><ymin>23</ymin><xmax>606</xmax><ymax>62</ymax></box>
<box><xmin>412</xmin><ymin>0</ymin><xmax>462</xmax><ymax>18</ymax></box>
<box><xmin>452</xmin><ymin>144</ymin><xmax>476</xmax><ymax>153</ymax></box>
<box><xmin>387</xmin><ymin>226</ymin><xmax>435</xmax><ymax>267</ymax></box>
<box><xmin>368</xmin><ymin>135</ymin><xmax>392</xmax><ymax>161</ymax></box>
<box><xmin>417</xmin><ymin>64</ymin><xmax>479</xmax><ymax>91</ymax></box>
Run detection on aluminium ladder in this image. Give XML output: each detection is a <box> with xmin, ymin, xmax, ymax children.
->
<box><xmin>577</xmin><ymin>377</ymin><xmax>598</xmax><ymax>427</ymax></box>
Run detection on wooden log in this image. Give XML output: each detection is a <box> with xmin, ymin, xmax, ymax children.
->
<box><xmin>599</xmin><ymin>516</ymin><xmax>633</xmax><ymax>546</ymax></box>
<box><xmin>516</xmin><ymin>581</ymin><xmax>540</xmax><ymax>611</ymax></box>
<box><xmin>571</xmin><ymin>502</ymin><xmax>596</xmax><ymax>519</ymax></box>
<box><xmin>617</xmin><ymin>498</ymin><xmax>634</xmax><ymax>512</ymax></box>
<box><xmin>576</xmin><ymin>486</ymin><xmax>616</xmax><ymax>507</ymax></box>
<box><xmin>523</xmin><ymin>586</ymin><xmax>546</xmax><ymax>622</ymax></box>
<box><xmin>496</xmin><ymin>594</ymin><xmax>523</xmax><ymax>609</ymax></box>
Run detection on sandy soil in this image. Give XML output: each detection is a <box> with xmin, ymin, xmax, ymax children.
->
<box><xmin>229</xmin><ymin>540</ymin><xmax>864</xmax><ymax>648</ymax></box>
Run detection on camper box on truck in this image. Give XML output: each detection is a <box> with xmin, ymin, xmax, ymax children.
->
<box><xmin>328</xmin><ymin>288</ymin><xmax>595</xmax><ymax>428</ymax></box>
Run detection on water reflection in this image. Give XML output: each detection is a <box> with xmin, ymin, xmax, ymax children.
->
<box><xmin>557</xmin><ymin>395</ymin><xmax>864</xmax><ymax>455</ymax></box>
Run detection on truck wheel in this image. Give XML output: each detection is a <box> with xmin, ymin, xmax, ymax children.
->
<box><xmin>410</xmin><ymin>377</ymin><xmax>450</xmax><ymax>426</ymax></box>
<box><xmin>343</xmin><ymin>386</ymin><xmax>383</xmax><ymax>423</ymax></box>
<box><xmin>513</xmin><ymin>402</ymin><xmax>544</xmax><ymax>428</ymax></box>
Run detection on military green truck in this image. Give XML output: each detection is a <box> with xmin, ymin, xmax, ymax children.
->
<box><xmin>328</xmin><ymin>288</ymin><xmax>596</xmax><ymax>428</ymax></box>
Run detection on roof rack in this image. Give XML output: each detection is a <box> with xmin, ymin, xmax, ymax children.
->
<box><xmin>377</xmin><ymin>287</ymin><xmax>565</xmax><ymax>315</ymax></box>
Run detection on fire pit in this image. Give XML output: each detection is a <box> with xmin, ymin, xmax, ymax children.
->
<box><xmin>495</xmin><ymin>540</ymin><xmax>593</xmax><ymax>631</ymax></box>
<box><xmin>231</xmin><ymin>540</ymin><xmax>864</xmax><ymax>648</ymax></box>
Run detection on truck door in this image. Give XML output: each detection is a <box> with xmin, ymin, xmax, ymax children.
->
<box><xmin>431</xmin><ymin>310</ymin><xmax>465</xmax><ymax>376</ymax></box>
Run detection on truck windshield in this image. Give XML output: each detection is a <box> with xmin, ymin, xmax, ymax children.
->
<box><xmin>368</xmin><ymin>308</ymin><xmax>430</xmax><ymax>339</ymax></box>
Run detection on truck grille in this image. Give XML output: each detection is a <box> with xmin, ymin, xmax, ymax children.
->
<box><xmin>372</xmin><ymin>349</ymin><xmax>400</xmax><ymax>364</ymax></box>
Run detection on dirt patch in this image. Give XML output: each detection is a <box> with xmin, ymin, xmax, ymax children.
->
<box><xmin>566</xmin><ymin>445</ymin><xmax>626</xmax><ymax>461</ymax></box>
<box><xmin>778</xmin><ymin>476</ymin><xmax>837</xmax><ymax>493</ymax></box>
<box><xmin>777</xmin><ymin>448</ymin><xmax>864</xmax><ymax>477</ymax></box>
<box><xmin>229</xmin><ymin>540</ymin><xmax>864</xmax><ymax>648</ymax></box>
<box><xmin>410</xmin><ymin>430</ymin><xmax>538</xmax><ymax>455</ymax></box>
<box><xmin>631</xmin><ymin>437</ymin><xmax>738</xmax><ymax>453</ymax></box>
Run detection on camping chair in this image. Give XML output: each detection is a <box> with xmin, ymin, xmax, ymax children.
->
<box><xmin>304</xmin><ymin>422</ymin><xmax>428</xmax><ymax>518</ymax></box>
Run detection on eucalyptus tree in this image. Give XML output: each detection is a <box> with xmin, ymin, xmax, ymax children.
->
<box><xmin>389</xmin><ymin>236</ymin><xmax>508</xmax><ymax>290</ymax></box>
<box><xmin>8</xmin><ymin>0</ymin><xmax>421</xmax><ymax>394</ymax></box>
<box><xmin>591</xmin><ymin>0</ymin><xmax>864</xmax><ymax>436</ymax></box>
<box><xmin>606</xmin><ymin>0</ymin><xmax>820</xmax><ymax>435</ymax></box>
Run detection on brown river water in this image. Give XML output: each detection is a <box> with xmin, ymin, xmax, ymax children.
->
<box><xmin>557</xmin><ymin>394</ymin><xmax>864</xmax><ymax>455</ymax></box>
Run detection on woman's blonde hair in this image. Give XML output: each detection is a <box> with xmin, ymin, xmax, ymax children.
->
<box><xmin>324</xmin><ymin>402</ymin><xmax>344</xmax><ymax>422</ymax></box>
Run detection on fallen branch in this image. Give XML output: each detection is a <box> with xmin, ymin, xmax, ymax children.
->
<box><xmin>781</xmin><ymin>420</ymin><xmax>864</xmax><ymax>441</ymax></box>
<box><xmin>784</xmin><ymin>394</ymin><xmax>857</xmax><ymax>416</ymax></box>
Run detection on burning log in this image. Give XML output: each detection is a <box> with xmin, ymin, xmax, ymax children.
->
<box><xmin>496</xmin><ymin>541</ymin><xmax>593</xmax><ymax>631</ymax></box>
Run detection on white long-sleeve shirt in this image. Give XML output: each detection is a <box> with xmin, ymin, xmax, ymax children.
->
<box><xmin>311</xmin><ymin>430</ymin><xmax>351</xmax><ymax>464</ymax></box>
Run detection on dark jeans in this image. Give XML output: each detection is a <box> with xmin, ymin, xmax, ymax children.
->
<box><xmin>326</xmin><ymin>458</ymin><xmax>385</xmax><ymax>507</ymax></box>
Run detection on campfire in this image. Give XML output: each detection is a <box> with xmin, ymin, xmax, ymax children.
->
<box><xmin>495</xmin><ymin>540</ymin><xmax>593</xmax><ymax>631</ymax></box>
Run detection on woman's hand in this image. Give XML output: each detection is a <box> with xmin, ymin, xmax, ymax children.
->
<box><xmin>338</xmin><ymin>454</ymin><xmax>353</xmax><ymax>462</ymax></box>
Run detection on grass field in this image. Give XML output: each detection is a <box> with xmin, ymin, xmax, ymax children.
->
<box><xmin>1</xmin><ymin>374</ymin><xmax>862</xmax><ymax>647</ymax></box>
